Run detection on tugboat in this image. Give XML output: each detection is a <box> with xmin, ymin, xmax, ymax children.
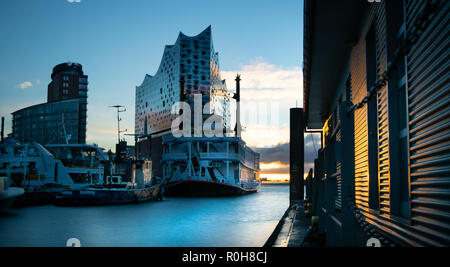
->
<box><xmin>54</xmin><ymin>160</ymin><xmax>163</xmax><ymax>206</ymax></box>
<box><xmin>0</xmin><ymin>176</ymin><xmax>24</xmax><ymax>213</ymax></box>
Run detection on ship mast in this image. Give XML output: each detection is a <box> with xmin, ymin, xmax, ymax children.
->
<box><xmin>110</xmin><ymin>105</ymin><xmax>127</xmax><ymax>144</ymax></box>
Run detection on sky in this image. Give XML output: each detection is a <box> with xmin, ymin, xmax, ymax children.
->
<box><xmin>0</xmin><ymin>0</ymin><xmax>320</xmax><ymax>179</ymax></box>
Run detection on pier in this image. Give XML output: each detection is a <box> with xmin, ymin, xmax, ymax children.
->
<box><xmin>265</xmin><ymin>201</ymin><xmax>313</xmax><ymax>247</ymax></box>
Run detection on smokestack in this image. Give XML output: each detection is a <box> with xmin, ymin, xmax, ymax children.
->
<box><xmin>1</xmin><ymin>117</ymin><xmax>4</xmax><ymax>143</ymax></box>
<box><xmin>234</xmin><ymin>74</ymin><xmax>241</xmax><ymax>137</ymax></box>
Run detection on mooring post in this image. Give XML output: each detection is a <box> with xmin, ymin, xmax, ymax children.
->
<box><xmin>290</xmin><ymin>108</ymin><xmax>304</xmax><ymax>204</ymax></box>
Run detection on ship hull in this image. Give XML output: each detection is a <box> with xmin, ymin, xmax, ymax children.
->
<box><xmin>0</xmin><ymin>187</ymin><xmax>25</xmax><ymax>213</ymax></box>
<box><xmin>13</xmin><ymin>191</ymin><xmax>60</xmax><ymax>207</ymax></box>
<box><xmin>163</xmin><ymin>180</ymin><xmax>259</xmax><ymax>197</ymax></box>
<box><xmin>54</xmin><ymin>185</ymin><xmax>163</xmax><ymax>206</ymax></box>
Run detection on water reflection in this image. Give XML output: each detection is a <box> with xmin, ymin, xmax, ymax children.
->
<box><xmin>0</xmin><ymin>185</ymin><xmax>288</xmax><ymax>247</ymax></box>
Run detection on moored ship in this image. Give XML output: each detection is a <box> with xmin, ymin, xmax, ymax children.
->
<box><xmin>162</xmin><ymin>135</ymin><xmax>261</xmax><ymax>197</ymax></box>
<box><xmin>0</xmin><ymin>139</ymin><xmax>107</xmax><ymax>205</ymax></box>
<box><xmin>54</xmin><ymin>160</ymin><xmax>164</xmax><ymax>206</ymax></box>
<box><xmin>135</xmin><ymin>27</ymin><xmax>261</xmax><ymax>197</ymax></box>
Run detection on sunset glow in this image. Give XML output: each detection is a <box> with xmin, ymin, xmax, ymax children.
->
<box><xmin>260</xmin><ymin>161</ymin><xmax>289</xmax><ymax>171</ymax></box>
<box><xmin>260</xmin><ymin>173</ymin><xmax>290</xmax><ymax>181</ymax></box>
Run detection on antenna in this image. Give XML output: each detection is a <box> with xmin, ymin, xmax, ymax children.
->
<box><xmin>110</xmin><ymin>105</ymin><xmax>127</xmax><ymax>144</ymax></box>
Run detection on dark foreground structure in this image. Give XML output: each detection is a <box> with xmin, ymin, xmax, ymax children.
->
<box><xmin>290</xmin><ymin>108</ymin><xmax>304</xmax><ymax>202</ymax></box>
<box><xmin>303</xmin><ymin>0</ymin><xmax>449</xmax><ymax>246</ymax></box>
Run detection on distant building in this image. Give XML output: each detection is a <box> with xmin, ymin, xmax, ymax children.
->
<box><xmin>12</xmin><ymin>62</ymin><xmax>88</xmax><ymax>144</ymax></box>
<box><xmin>135</xmin><ymin>26</ymin><xmax>231</xmax><ymax>136</ymax></box>
<box><xmin>115</xmin><ymin>140</ymin><xmax>135</xmax><ymax>160</ymax></box>
<box><xmin>47</xmin><ymin>62</ymin><xmax>88</xmax><ymax>103</ymax></box>
<box><xmin>303</xmin><ymin>0</ymin><xmax>449</xmax><ymax>246</ymax></box>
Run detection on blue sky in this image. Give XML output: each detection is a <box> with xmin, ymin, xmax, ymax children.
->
<box><xmin>0</xmin><ymin>0</ymin><xmax>304</xmax><ymax>154</ymax></box>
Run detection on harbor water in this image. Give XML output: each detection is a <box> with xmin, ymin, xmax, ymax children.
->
<box><xmin>0</xmin><ymin>184</ymin><xmax>288</xmax><ymax>247</ymax></box>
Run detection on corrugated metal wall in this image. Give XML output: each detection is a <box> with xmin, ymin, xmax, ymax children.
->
<box><xmin>375</xmin><ymin>1</ymin><xmax>391</xmax><ymax>215</ymax></box>
<box><xmin>350</xmin><ymin>39</ymin><xmax>370</xmax><ymax>212</ymax></box>
<box><xmin>336</xmin><ymin>161</ymin><xmax>342</xmax><ymax>210</ymax></box>
<box><xmin>406</xmin><ymin>0</ymin><xmax>450</xmax><ymax>243</ymax></box>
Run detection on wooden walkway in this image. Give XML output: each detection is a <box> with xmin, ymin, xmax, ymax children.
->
<box><xmin>265</xmin><ymin>201</ymin><xmax>317</xmax><ymax>247</ymax></box>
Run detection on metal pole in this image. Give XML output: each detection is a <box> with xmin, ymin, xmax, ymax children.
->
<box><xmin>234</xmin><ymin>74</ymin><xmax>242</xmax><ymax>137</ymax></box>
<box><xmin>1</xmin><ymin>116</ymin><xmax>4</xmax><ymax>143</ymax></box>
<box><xmin>117</xmin><ymin>108</ymin><xmax>120</xmax><ymax>144</ymax></box>
<box><xmin>110</xmin><ymin>105</ymin><xmax>126</xmax><ymax>144</ymax></box>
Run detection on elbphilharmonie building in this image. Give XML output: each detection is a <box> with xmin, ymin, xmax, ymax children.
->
<box><xmin>135</xmin><ymin>26</ymin><xmax>231</xmax><ymax>136</ymax></box>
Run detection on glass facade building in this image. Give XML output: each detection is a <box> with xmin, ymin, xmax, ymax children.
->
<box><xmin>12</xmin><ymin>62</ymin><xmax>88</xmax><ymax>144</ymax></box>
<box><xmin>12</xmin><ymin>98</ymin><xmax>86</xmax><ymax>144</ymax></box>
<box><xmin>135</xmin><ymin>26</ymin><xmax>231</xmax><ymax>136</ymax></box>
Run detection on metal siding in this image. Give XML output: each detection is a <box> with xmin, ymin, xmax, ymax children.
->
<box><xmin>406</xmin><ymin>0</ymin><xmax>450</xmax><ymax>243</ymax></box>
<box><xmin>375</xmin><ymin>1</ymin><xmax>391</xmax><ymax>215</ymax></box>
<box><xmin>350</xmin><ymin>39</ymin><xmax>370</xmax><ymax>212</ymax></box>
<box><xmin>336</xmin><ymin>161</ymin><xmax>342</xmax><ymax>210</ymax></box>
<box><xmin>336</xmin><ymin>124</ymin><xmax>342</xmax><ymax>210</ymax></box>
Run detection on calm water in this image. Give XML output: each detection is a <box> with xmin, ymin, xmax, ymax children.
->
<box><xmin>0</xmin><ymin>185</ymin><xmax>288</xmax><ymax>247</ymax></box>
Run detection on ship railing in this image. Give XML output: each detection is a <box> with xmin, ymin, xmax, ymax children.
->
<box><xmin>162</xmin><ymin>153</ymin><xmax>187</xmax><ymax>161</ymax></box>
<box><xmin>199</xmin><ymin>152</ymin><xmax>239</xmax><ymax>161</ymax></box>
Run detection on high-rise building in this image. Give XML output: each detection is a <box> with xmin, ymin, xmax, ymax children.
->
<box><xmin>12</xmin><ymin>62</ymin><xmax>88</xmax><ymax>144</ymax></box>
<box><xmin>47</xmin><ymin>62</ymin><xmax>88</xmax><ymax>103</ymax></box>
<box><xmin>135</xmin><ymin>26</ymin><xmax>231</xmax><ymax>136</ymax></box>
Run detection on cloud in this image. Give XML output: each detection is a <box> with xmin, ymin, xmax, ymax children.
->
<box><xmin>254</xmin><ymin>133</ymin><xmax>321</xmax><ymax>175</ymax></box>
<box><xmin>221</xmin><ymin>57</ymin><xmax>303</xmax><ymax>148</ymax></box>
<box><xmin>222</xmin><ymin>57</ymin><xmax>303</xmax><ymax>105</ymax></box>
<box><xmin>220</xmin><ymin>57</ymin><xmax>320</xmax><ymax>177</ymax></box>
<box><xmin>242</xmin><ymin>124</ymin><xmax>289</xmax><ymax>148</ymax></box>
<box><xmin>68</xmin><ymin>0</ymin><xmax>81</xmax><ymax>3</ymax></box>
<box><xmin>260</xmin><ymin>161</ymin><xmax>290</xmax><ymax>174</ymax></box>
<box><xmin>18</xmin><ymin>81</ymin><xmax>32</xmax><ymax>89</ymax></box>
<box><xmin>254</xmin><ymin>143</ymin><xmax>290</xmax><ymax>165</ymax></box>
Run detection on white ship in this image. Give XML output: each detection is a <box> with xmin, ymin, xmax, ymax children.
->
<box><xmin>161</xmin><ymin>135</ymin><xmax>261</xmax><ymax>197</ymax></box>
<box><xmin>0</xmin><ymin>139</ymin><xmax>107</xmax><ymax>205</ymax></box>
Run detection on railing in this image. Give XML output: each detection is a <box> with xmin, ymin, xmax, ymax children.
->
<box><xmin>199</xmin><ymin>152</ymin><xmax>240</xmax><ymax>161</ymax></box>
<box><xmin>161</xmin><ymin>153</ymin><xmax>187</xmax><ymax>161</ymax></box>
